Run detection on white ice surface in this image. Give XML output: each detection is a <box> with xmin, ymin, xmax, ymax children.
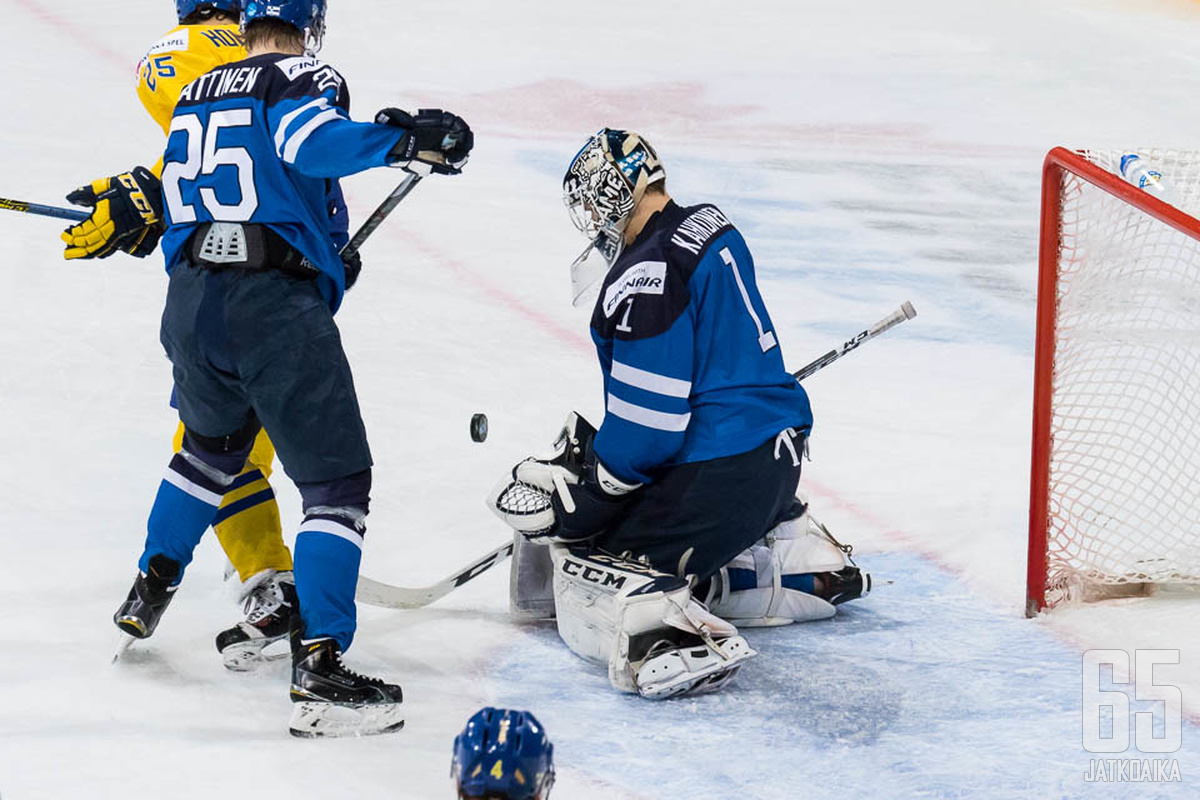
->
<box><xmin>3</xmin><ymin>0</ymin><xmax>1200</xmax><ymax>797</ymax></box>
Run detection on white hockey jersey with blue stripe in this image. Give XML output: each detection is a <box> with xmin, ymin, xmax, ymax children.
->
<box><xmin>590</xmin><ymin>201</ymin><xmax>813</xmax><ymax>484</ymax></box>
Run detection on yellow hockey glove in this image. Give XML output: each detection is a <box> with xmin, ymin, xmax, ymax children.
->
<box><xmin>62</xmin><ymin>167</ymin><xmax>165</xmax><ymax>260</ymax></box>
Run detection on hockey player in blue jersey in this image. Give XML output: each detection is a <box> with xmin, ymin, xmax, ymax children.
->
<box><xmin>112</xmin><ymin>0</ymin><xmax>473</xmax><ymax>737</ymax></box>
<box><xmin>490</xmin><ymin>130</ymin><xmax>869</xmax><ymax>699</ymax></box>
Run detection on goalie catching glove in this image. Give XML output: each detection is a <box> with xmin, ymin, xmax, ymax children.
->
<box><xmin>488</xmin><ymin>412</ymin><xmax>642</xmax><ymax>544</ymax></box>
<box><xmin>61</xmin><ymin>167</ymin><xmax>165</xmax><ymax>260</ymax></box>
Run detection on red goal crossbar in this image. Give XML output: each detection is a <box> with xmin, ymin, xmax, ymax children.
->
<box><xmin>1026</xmin><ymin>147</ymin><xmax>1200</xmax><ymax>617</ymax></box>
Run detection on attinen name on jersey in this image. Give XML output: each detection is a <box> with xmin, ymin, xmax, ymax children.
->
<box><xmin>178</xmin><ymin>65</ymin><xmax>264</xmax><ymax>102</ymax></box>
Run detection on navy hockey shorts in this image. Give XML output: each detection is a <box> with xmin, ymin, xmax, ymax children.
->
<box><xmin>592</xmin><ymin>430</ymin><xmax>805</xmax><ymax>583</ymax></box>
<box><xmin>160</xmin><ymin>264</ymin><xmax>372</xmax><ymax>484</ymax></box>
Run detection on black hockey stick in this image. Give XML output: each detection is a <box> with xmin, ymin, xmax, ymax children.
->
<box><xmin>340</xmin><ymin>156</ymin><xmax>459</xmax><ymax>260</ymax></box>
<box><xmin>792</xmin><ymin>301</ymin><xmax>917</xmax><ymax>381</ymax></box>
<box><xmin>356</xmin><ymin>540</ymin><xmax>515</xmax><ymax>610</ymax></box>
<box><xmin>0</xmin><ymin>196</ymin><xmax>88</xmax><ymax>222</ymax></box>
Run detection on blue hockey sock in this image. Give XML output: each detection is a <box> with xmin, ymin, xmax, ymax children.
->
<box><xmin>728</xmin><ymin>567</ymin><xmax>817</xmax><ymax>595</ymax></box>
<box><xmin>140</xmin><ymin>452</ymin><xmax>230</xmax><ymax>578</ymax></box>
<box><xmin>781</xmin><ymin>572</ymin><xmax>817</xmax><ymax>594</ymax></box>
<box><xmin>293</xmin><ymin>512</ymin><xmax>364</xmax><ymax>652</ymax></box>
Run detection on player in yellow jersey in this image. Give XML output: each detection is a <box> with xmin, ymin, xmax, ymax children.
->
<box><xmin>62</xmin><ymin>1</ymin><xmax>327</xmax><ymax>671</ymax></box>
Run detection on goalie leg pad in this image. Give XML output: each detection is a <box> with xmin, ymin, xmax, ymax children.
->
<box><xmin>510</xmin><ymin>532</ymin><xmax>556</xmax><ymax>620</ymax></box>
<box><xmin>549</xmin><ymin>546</ymin><xmax>756</xmax><ymax>697</ymax></box>
<box><xmin>705</xmin><ymin>509</ymin><xmax>868</xmax><ymax>626</ymax></box>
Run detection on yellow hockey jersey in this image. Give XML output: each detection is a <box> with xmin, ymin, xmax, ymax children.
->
<box><xmin>135</xmin><ymin>23</ymin><xmax>246</xmax><ymax>136</ymax></box>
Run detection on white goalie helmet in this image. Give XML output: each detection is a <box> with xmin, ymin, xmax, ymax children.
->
<box><xmin>563</xmin><ymin>129</ymin><xmax>665</xmax><ymax>305</ymax></box>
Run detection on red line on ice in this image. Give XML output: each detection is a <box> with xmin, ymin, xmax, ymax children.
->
<box><xmin>8</xmin><ymin>0</ymin><xmax>129</xmax><ymax>70</ymax></box>
<box><xmin>398</xmin><ymin>230</ymin><xmax>594</xmax><ymax>356</ymax></box>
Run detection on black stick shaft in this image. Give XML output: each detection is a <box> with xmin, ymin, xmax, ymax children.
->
<box><xmin>340</xmin><ymin>169</ymin><xmax>424</xmax><ymax>259</ymax></box>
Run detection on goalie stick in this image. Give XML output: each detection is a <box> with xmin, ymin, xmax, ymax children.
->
<box><xmin>792</xmin><ymin>301</ymin><xmax>917</xmax><ymax>381</ymax></box>
<box><xmin>360</xmin><ymin>303</ymin><xmax>918</xmax><ymax>611</ymax></box>
<box><xmin>356</xmin><ymin>540</ymin><xmax>515</xmax><ymax>610</ymax></box>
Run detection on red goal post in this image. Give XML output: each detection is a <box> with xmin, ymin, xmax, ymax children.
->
<box><xmin>1027</xmin><ymin>147</ymin><xmax>1200</xmax><ymax>617</ymax></box>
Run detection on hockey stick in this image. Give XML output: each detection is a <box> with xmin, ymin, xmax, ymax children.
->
<box><xmin>0</xmin><ymin>196</ymin><xmax>88</xmax><ymax>222</ymax></box>
<box><xmin>340</xmin><ymin>156</ymin><xmax>457</xmax><ymax>260</ymax></box>
<box><xmin>356</xmin><ymin>539</ymin><xmax>515</xmax><ymax>610</ymax></box>
<box><xmin>792</xmin><ymin>301</ymin><xmax>917</xmax><ymax>381</ymax></box>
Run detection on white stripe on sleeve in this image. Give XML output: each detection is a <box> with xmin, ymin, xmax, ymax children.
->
<box><xmin>281</xmin><ymin>107</ymin><xmax>341</xmax><ymax>164</ymax></box>
<box><xmin>607</xmin><ymin>394</ymin><xmax>691</xmax><ymax>432</ymax></box>
<box><xmin>274</xmin><ymin>97</ymin><xmax>328</xmax><ymax>155</ymax></box>
<box><xmin>610</xmin><ymin>360</ymin><xmax>691</xmax><ymax>398</ymax></box>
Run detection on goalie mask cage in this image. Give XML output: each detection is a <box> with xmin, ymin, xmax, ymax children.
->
<box><xmin>1027</xmin><ymin>147</ymin><xmax>1200</xmax><ymax>616</ymax></box>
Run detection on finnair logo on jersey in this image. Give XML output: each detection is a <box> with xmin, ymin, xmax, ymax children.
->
<box><xmin>603</xmin><ymin>261</ymin><xmax>666</xmax><ymax>318</ymax></box>
<box><xmin>276</xmin><ymin>57</ymin><xmax>343</xmax><ymax>94</ymax></box>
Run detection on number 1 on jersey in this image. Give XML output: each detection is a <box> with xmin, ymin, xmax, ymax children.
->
<box><xmin>720</xmin><ymin>247</ymin><xmax>777</xmax><ymax>353</ymax></box>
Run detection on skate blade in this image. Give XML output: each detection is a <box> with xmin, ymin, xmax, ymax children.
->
<box><xmin>220</xmin><ymin>637</ymin><xmax>290</xmax><ymax>672</ymax></box>
<box><xmin>112</xmin><ymin>633</ymin><xmax>136</xmax><ymax>664</ymax></box>
<box><xmin>288</xmin><ymin>701</ymin><xmax>405</xmax><ymax>739</ymax></box>
<box><xmin>115</xmin><ymin>615</ymin><xmax>150</xmax><ymax>639</ymax></box>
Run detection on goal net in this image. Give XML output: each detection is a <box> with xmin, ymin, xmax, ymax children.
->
<box><xmin>1027</xmin><ymin>147</ymin><xmax>1200</xmax><ymax>615</ymax></box>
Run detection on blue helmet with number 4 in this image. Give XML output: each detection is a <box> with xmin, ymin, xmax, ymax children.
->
<box><xmin>452</xmin><ymin>708</ymin><xmax>555</xmax><ymax>800</ymax></box>
<box><xmin>175</xmin><ymin>0</ymin><xmax>242</xmax><ymax>23</ymax></box>
<box><xmin>243</xmin><ymin>0</ymin><xmax>327</xmax><ymax>54</ymax></box>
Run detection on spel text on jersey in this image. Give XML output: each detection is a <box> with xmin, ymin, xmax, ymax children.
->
<box><xmin>178</xmin><ymin>66</ymin><xmax>263</xmax><ymax>103</ymax></box>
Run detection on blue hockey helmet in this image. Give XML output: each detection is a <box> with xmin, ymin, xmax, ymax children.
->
<box><xmin>175</xmin><ymin>0</ymin><xmax>242</xmax><ymax>22</ymax></box>
<box><xmin>242</xmin><ymin>0</ymin><xmax>327</xmax><ymax>54</ymax></box>
<box><xmin>452</xmin><ymin>708</ymin><xmax>555</xmax><ymax>800</ymax></box>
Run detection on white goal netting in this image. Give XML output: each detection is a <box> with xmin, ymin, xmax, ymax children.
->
<box><xmin>1044</xmin><ymin>149</ymin><xmax>1200</xmax><ymax>607</ymax></box>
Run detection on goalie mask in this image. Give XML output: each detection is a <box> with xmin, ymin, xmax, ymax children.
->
<box><xmin>563</xmin><ymin>129</ymin><xmax>665</xmax><ymax>306</ymax></box>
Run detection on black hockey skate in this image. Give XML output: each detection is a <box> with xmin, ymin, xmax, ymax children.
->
<box><xmin>817</xmin><ymin>565</ymin><xmax>872</xmax><ymax>606</ymax></box>
<box><xmin>215</xmin><ymin>570</ymin><xmax>296</xmax><ymax>672</ymax></box>
<box><xmin>114</xmin><ymin>554</ymin><xmax>181</xmax><ymax>639</ymax></box>
<box><xmin>288</xmin><ymin>621</ymin><xmax>404</xmax><ymax>738</ymax></box>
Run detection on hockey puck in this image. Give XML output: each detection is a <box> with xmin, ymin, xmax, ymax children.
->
<box><xmin>470</xmin><ymin>413</ymin><xmax>489</xmax><ymax>443</ymax></box>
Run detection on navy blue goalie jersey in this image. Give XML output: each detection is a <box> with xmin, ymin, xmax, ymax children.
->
<box><xmin>590</xmin><ymin>201</ymin><xmax>813</xmax><ymax>485</ymax></box>
<box><xmin>159</xmin><ymin>53</ymin><xmax>405</xmax><ymax>311</ymax></box>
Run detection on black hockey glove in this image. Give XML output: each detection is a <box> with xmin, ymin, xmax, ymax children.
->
<box><xmin>343</xmin><ymin>249</ymin><xmax>362</xmax><ymax>290</ymax></box>
<box><xmin>376</xmin><ymin>108</ymin><xmax>474</xmax><ymax>173</ymax></box>
<box><xmin>62</xmin><ymin>166</ymin><xmax>165</xmax><ymax>260</ymax></box>
<box><xmin>488</xmin><ymin>412</ymin><xmax>643</xmax><ymax>544</ymax></box>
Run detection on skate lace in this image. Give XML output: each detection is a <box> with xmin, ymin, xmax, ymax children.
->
<box><xmin>332</xmin><ymin>649</ymin><xmax>384</xmax><ymax>686</ymax></box>
<box><xmin>243</xmin><ymin>579</ymin><xmax>286</xmax><ymax>624</ymax></box>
